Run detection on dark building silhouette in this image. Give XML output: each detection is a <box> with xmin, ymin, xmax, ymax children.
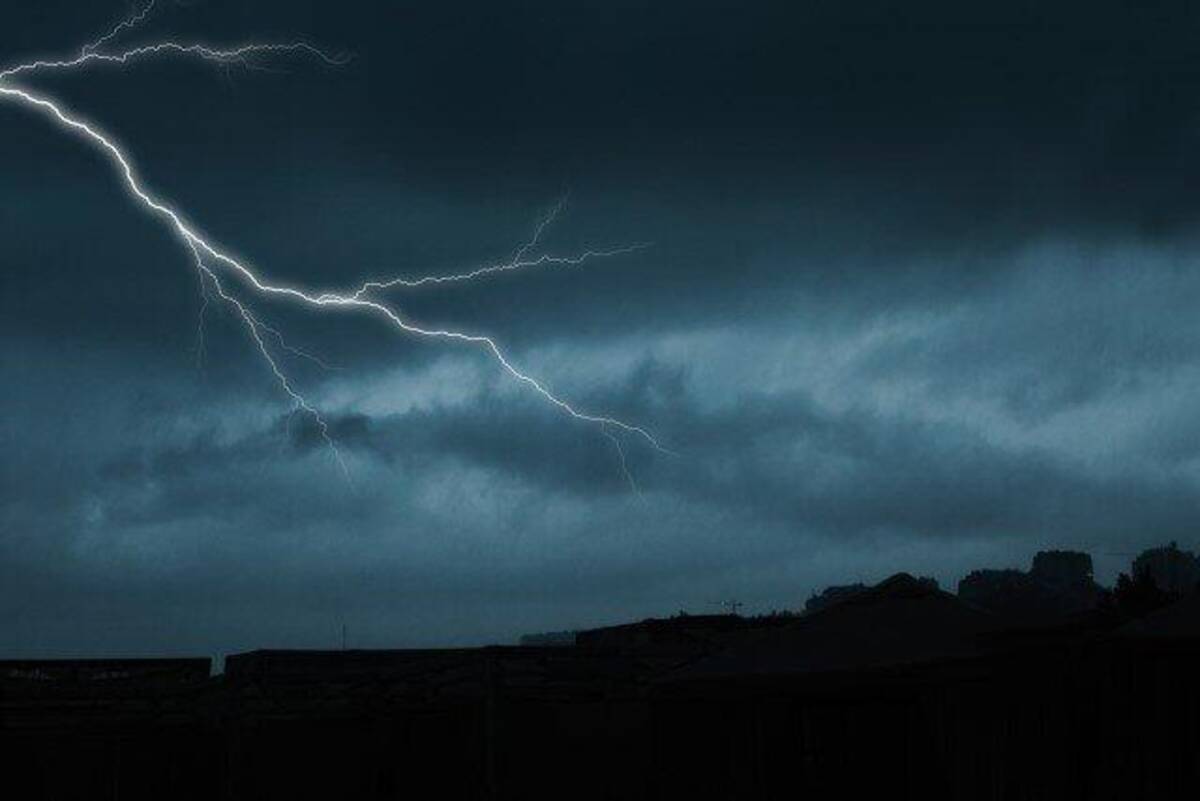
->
<box><xmin>517</xmin><ymin>630</ymin><xmax>576</xmax><ymax>647</ymax></box>
<box><xmin>959</xmin><ymin>567</ymin><xmax>1051</xmax><ymax>614</ymax></box>
<box><xmin>675</xmin><ymin>573</ymin><xmax>993</xmax><ymax>679</ymax></box>
<box><xmin>1030</xmin><ymin>549</ymin><xmax>1095</xmax><ymax>586</ymax></box>
<box><xmin>574</xmin><ymin>612</ymin><xmax>794</xmax><ymax>652</ymax></box>
<box><xmin>958</xmin><ymin>549</ymin><xmax>1102</xmax><ymax>623</ymax></box>
<box><xmin>1111</xmin><ymin>568</ymin><xmax>1180</xmax><ymax>618</ymax></box>
<box><xmin>1132</xmin><ymin>542</ymin><xmax>1200</xmax><ymax>595</ymax></box>
<box><xmin>653</xmin><ymin>573</ymin><xmax>1199</xmax><ymax>800</ymax></box>
<box><xmin>3</xmin><ymin>567</ymin><xmax>1199</xmax><ymax>799</ymax></box>
<box><xmin>802</xmin><ymin>582</ymin><xmax>867</xmax><ymax>613</ymax></box>
<box><xmin>1117</xmin><ymin>590</ymin><xmax>1200</xmax><ymax>639</ymax></box>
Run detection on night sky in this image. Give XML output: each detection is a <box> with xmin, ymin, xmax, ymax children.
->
<box><xmin>4</xmin><ymin>1</ymin><xmax>1200</xmax><ymax>658</ymax></box>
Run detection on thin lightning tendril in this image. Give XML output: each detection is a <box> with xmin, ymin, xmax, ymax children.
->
<box><xmin>514</xmin><ymin>195</ymin><xmax>565</xmax><ymax>264</ymax></box>
<box><xmin>346</xmin><ymin>195</ymin><xmax>652</xmax><ymax>297</ymax></box>
<box><xmin>193</xmin><ymin>273</ymin><xmax>210</xmax><ymax>370</ymax></box>
<box><xmin>603</xmin><ymin>428</ymin><xmax>643</xmax><ymax>499</ymax></box>
<box><xmin>256</xmin><ymin>321</ymin><xmax>341</xmax><ymax>372</ymax></box>
<box><xmin>0</xmin><ymin>7</ymin><xmax>665</xmax><ymax>479</ymax></box>
<box><xmin>349</xmin><ymin>244</ymin><xmax>652</xmax><ymax>297</ymax></box>
<box><xmin>81</xmin><ymin>0</ymin><xmax>158</xmax><ymax>57</ymax></box>
<box><xmin>188</xmin><ymin>242</ymin><xmax>350</xmax><ymax>480</ymax></box>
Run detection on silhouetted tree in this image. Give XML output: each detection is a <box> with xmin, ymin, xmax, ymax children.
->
<box><xmin>1112</xmin><ymin>569</ymin><xmax>1178</xmax><ymax>618</ymax></box>
<box><xmin>1131</xmin><ymin>541</ymin><xmax>1200</xmax><ymax>594</ymax></box>
<box><xmin>751</xmin><ymin>609</ymin><xmax>800</xmax><ymax>622</ymax></box>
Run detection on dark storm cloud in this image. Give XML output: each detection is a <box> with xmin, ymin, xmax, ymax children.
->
<box><xmin>853</xmin><ymin>242</ymin><xmax>1200</xmax><ymax>419</ymax></box>
<box><xmin>69</xmin><ymin>325</ymin><xmax>1200</xmax><ymax>551</ymax></box>
<box><xmin>5</xmin><ymin>0</ymin><xmax>1200</xmax><ymax>658</ymax></box>
<box><xmin>337</xmin><ymin>0</ymin><xmax>1200</xmax><ymax>240</ymax></box>
<box><xmin>8</xmin><ymin>1</ymin><xmax>1200</xmax><ymax>335</ymax></box>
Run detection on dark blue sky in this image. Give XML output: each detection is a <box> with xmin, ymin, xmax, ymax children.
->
<box><xmin>3</xmin><ymin>0</ymin><xmax>1200</xmax><ymax>658</ymax></box>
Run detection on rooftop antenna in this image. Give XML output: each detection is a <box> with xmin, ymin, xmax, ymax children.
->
<box><xmin>708</xmin><ymin>599</ymin><xmax>743</xmax><ymax>616</ymax></box>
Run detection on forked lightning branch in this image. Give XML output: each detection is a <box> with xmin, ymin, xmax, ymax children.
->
<box><xmin>0</xmin><ymin>2</ymin><xmax>664</xmax><ymax>479</ymax></box>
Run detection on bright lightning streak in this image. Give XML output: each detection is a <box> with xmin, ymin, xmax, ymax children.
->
<box><xmin>0</xmin><ymin>11</ymin><xmax>665</xmax><ymax>477</ymax></box>
<box><xmin>1</xmin><ymin>42</ymin><xmax>349</xmax><ymax>81</ymax></box>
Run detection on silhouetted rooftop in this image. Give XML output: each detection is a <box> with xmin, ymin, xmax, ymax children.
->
<box><xmin>221</xmin><ymin>646</ymin><xmax>692</xmax><ymax>708</ymax></box>
<box><xmin>1115</xmin><ymin>592</ymin><xmax>1200</xmax><ymax>640</ymax></box>
<box><xmin>575</xmin><ymin>613</ymin><xmax>778</xmax><ymax>651</ymax></box>
<box><xmin>1</xmin><ymin>658</ymin><xmax>210</xmax><ymax>686</ymax></box>
<box><xmin>667</xmin><ymin>573</ymin><xmax>1000</xmax><ymax>681</ymax></box>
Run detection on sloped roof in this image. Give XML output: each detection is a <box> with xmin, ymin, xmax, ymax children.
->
<box><xmin>1114</xmin><ymin>592</ymin><xmax>1200</xmax><ymax>640</ymax></box>
<box><xmin>1</xmin><ymin>658</ymin><xmax>210</xmax><ymax>686</ymax></box>
<box><xmin>221</xmin><ymin>646</ymin><xmax>691</xmax><ymax>708</ymax></box>
<box><xmin>575</xmin><ymin>613</ymin><xmax>779</xmax><ymax>652</ymax></box>
<box><xmin>667</xmin><ymin>573</ymin><xmax>1000</xmax><ymax>681</ymax></box>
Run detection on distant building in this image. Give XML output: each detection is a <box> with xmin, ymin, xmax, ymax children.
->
<box><xmin>959</xmin><ymin>569</ymin><xmax>1053</xmax><ymax>617</ymax></box>
<box><xmin>575</xmin><ymin>614</ymin><xmax>749</xmax><ymax>650</ymax></box>
<box><xmin>957</xmin><ymin>550</ymin><xmax>1101</xmax><ymax>623</ymax></box>
<box><xmin>1031</xmin><ymin>550</ymin><xmax>1094</xmax><ymax>587</ymax></box>
<box><xmin>1132</xmin><ymin>542</ymin><xmax>1200</xmax><ymax>595</ymax></box>
<box><xmin>573</xmin><ymin>612</ymin><xmax>800</xmax><ymax>652</ymax></box>
<box><xmin>1</xmin><ymin>658</ymin><xmax>210</xmax><ymax>686</ymax></box>
<box><xmin>804</xmin><ymin>583</ymin><xmax>867</xmax><ymax>614</ymax></box>
<box><xmin>672</xmin><ymin>573</ymin><xmax>994</xmax><ymax>680</ymax></box>
<box><xmin>519</xmin><ymin>630</ymin><xmax>577</xmax><ymax>647</ymax></box>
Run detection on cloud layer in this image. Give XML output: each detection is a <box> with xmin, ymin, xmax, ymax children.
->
<box><xmin>3</xmin><ymin>1</ymin><xmax>1200</xmax><ymax>658</ymax></box>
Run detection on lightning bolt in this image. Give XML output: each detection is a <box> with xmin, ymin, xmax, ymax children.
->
<box><xmin>1</xmin><ymin>5</ymin><xmax>665</xmax><ymax>480</ymax></box>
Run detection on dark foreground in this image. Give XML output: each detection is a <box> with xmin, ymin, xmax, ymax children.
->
<box><xmin>4</xmin><ymin>576</ymin><xmax>1198</xmax><ymax>800</ymax></box>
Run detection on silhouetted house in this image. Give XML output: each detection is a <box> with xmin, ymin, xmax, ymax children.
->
<box><xmin>575</xmin><ymin>614</ymin><xmax>759</xmax><ymax>652</ymax></box>
<box><xmin>802</xmin><ymin>582</ymin><xmax>867</xmax><ymax>614</ymax></box>
<box><xmin>669</xmin><ymin>573</ymin><xmax>994</xmax><ymax>681</ymax></box>
<box><xmin>1085</xmin><ymin>591</ymin><xmax>1200</xmax><ymax>799</ymax></box>
<box><xmin>1132</xmin><ymin>541</ymin><xmax>1200</xmax><ymax>595</ymax></box>
<box><xmin>518</xmin><ymin>630</ymin><xmax>577</xmax><ymax>646</ymax></box>
<box><xmin>2</xmin><ymin>657</ymin><xmax>210</xmax><ymax>686</ymax></box>
<box><xmin>959</xmin><ymin>567</ymin><xmax>1067</xmax><ymax>619</ymax></box>
<box><xmin>1115</xmin><ymin>589</ymin><xmax>1200</xmax><ymax>640</ymax></box>
<box><xmin>652</xmin><ymin>574</ymin><xmax>1005</xmax><ymax>798</ymax></box>
<box><xmin>1031</xmin><ymin>549</ymin><xmax>1094</xmax><ymax>586</ymax></box>
<box><xmin>957</xmin><ymin>550</ymin><xmax>1101</xmax><ymax>623</ymax></box>
<box><xmin>651</xmin><ymin>569</ymin><xmax>1200</xmax><ymax>800</ymax></box>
